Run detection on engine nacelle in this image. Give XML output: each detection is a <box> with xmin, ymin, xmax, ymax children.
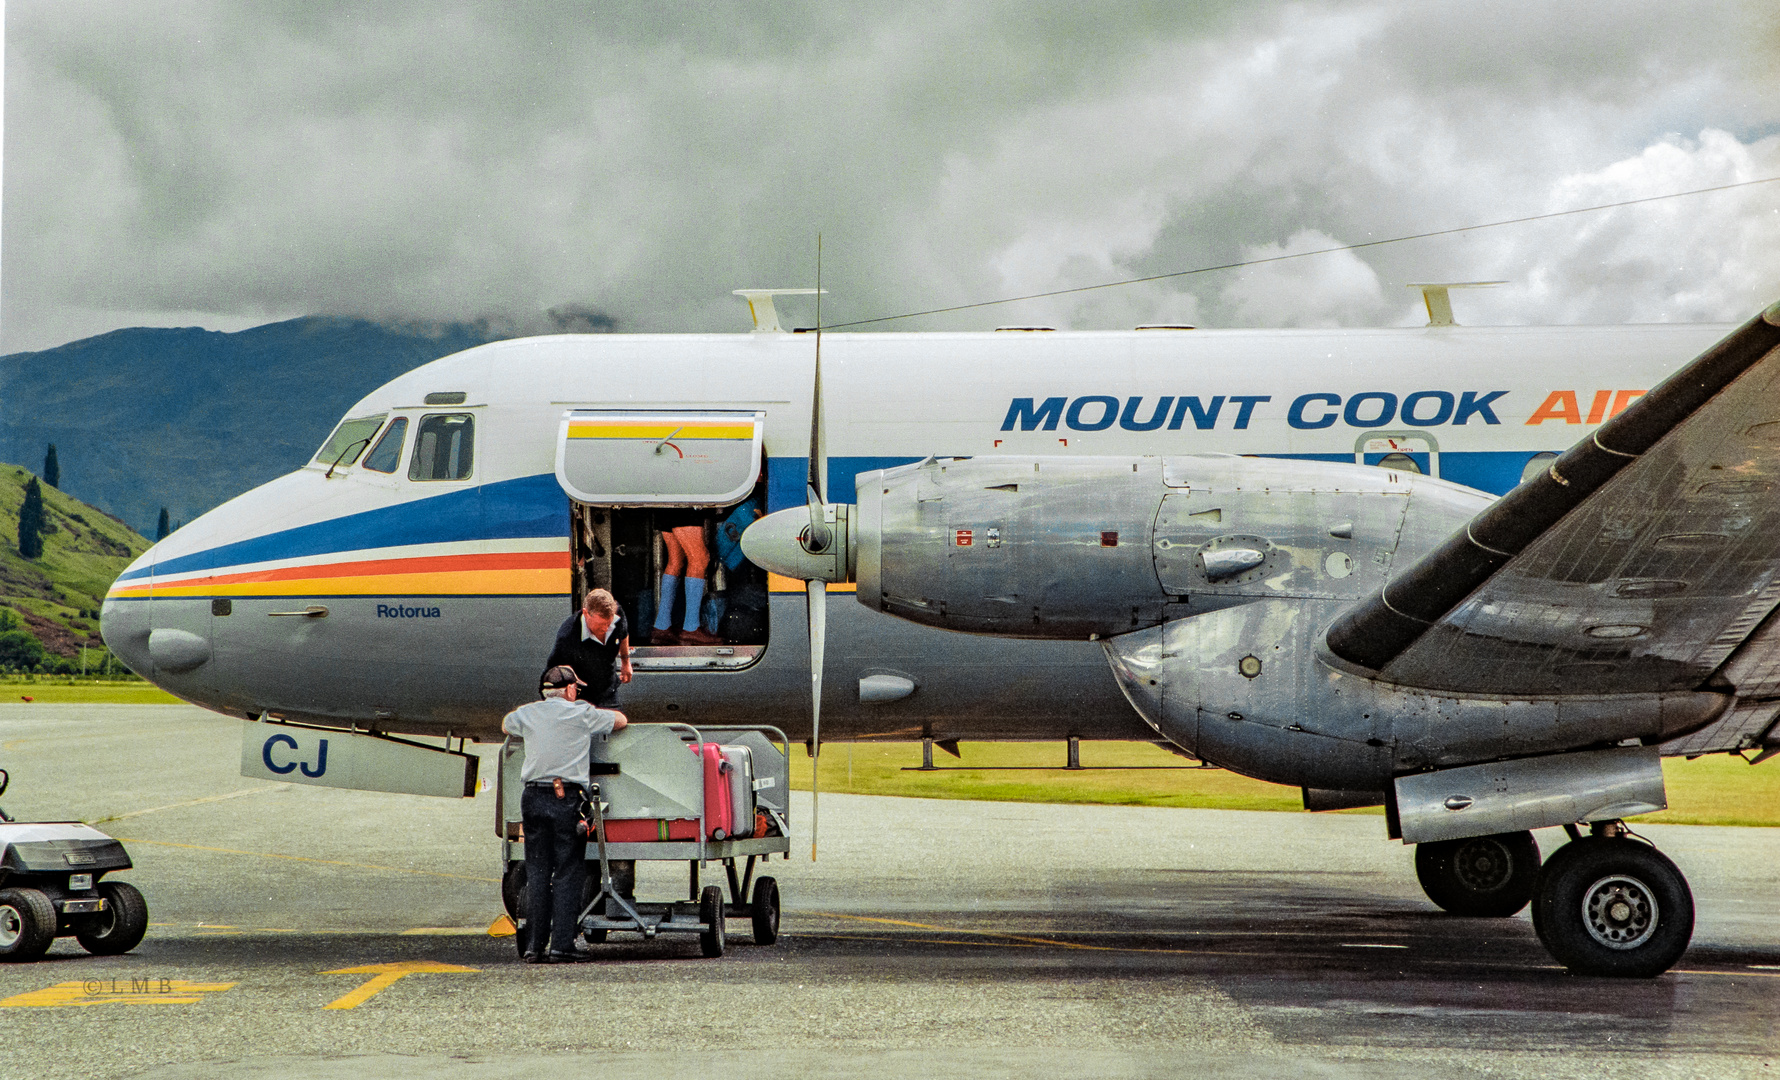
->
<box><xmin>850</xmin><ymin>454</ymin><xmax>1491</xmax><ymax>639</ymax></box>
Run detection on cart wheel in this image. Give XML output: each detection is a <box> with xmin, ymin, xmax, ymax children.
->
<box><xmin>750</xmin><ymin>876</ymin><xmax>781</xmax><ymax>945</ymax></box>
<box><xmin>698</xmin><ymin>885</ymin><xmax>726</xmax><ymax>958</ymax></box>
<box><xmin>74</xmin><ymin>881</ymin><xmax>148</xmax><ymax>956</ymax></box>
<box><xmin>580</xmin><ymin>874</ymin><xmax>606</xmax><ymax>945</ymax></box>
<box><xmin>501</xmin><ymin>862</ymin><xmax>526</xmax><ymax>920</ymax></box>
<box><xmin>0</xmin><ymin>887</ymin><xmax>56</xmax><ymax>962</ymax></box>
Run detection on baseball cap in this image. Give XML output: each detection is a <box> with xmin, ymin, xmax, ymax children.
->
<box><xmin>541</xmin><ymin>665</ymin><xmax>587</xmax><ymax>690</ymax></box>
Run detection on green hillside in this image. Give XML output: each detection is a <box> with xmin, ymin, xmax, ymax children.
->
<box><xmin>0</xmin><ymin>461</ymin><xmax>150</xmax><ymax>671</ymax></box>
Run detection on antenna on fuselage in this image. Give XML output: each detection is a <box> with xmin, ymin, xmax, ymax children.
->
<box><xmin>1406</xmin><ymin>281</ymin><xmax>1506</xmax><ymax>327</ymax></box>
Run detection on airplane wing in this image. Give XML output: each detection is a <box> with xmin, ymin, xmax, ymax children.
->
<box><xmin>1325</xmin><ymin>304</ymin><xmax>1780</xmax><ymax>734</ymax></box>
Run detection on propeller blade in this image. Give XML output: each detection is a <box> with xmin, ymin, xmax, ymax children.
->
<box><xmin>806</xmin><ymin>577</ymin><xmax>827</xmax><ymax>861</ymax></box>
<box><xmin>808</xmin><ymin>234</ymin><xmax>827</xmax><ymax>504</ymax></box>
<box><xmin>802</xmin><ymin>484</ymin><xmax>833</xmax><ymax>554</ymax></box>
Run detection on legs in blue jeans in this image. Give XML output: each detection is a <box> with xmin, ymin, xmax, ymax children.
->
<box><xmin>520</xmin><ymin>784</ymin><xmax>588</xmax><ymax>955</ymax></box>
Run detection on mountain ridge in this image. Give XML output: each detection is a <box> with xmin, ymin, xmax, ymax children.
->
<box><xmin>0</xmin><ymin>315</ymin><xmax>515</xmax><ymax>537</ymax></box>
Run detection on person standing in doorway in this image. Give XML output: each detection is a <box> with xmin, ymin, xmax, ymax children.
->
<box><xmin>650</xmin><ymin>511</ymin><xmax>722</xmax><ymax>646</ymax></box>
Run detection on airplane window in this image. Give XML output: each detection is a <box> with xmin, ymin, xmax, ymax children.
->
<box><xmin>362</xmin><ymin>417</ymin><xmax>409</xmax><ymax>474</ymax></box>
<box><xmin>1520</xmin><ymin>452</ymin><xmax>1558</xmax><ymax>485</ymax></box>
<box><xmin>312</xmin><ymin>414</ymin><xmax>387</xmax><ymax>468</ymax></box>
<box><xmin>409</xmin><ymin>414</ymin><xmax>475</xmax><ymax>481</ymax></box>
<box><xmin>1376</xmin><ymin>452</ymin><xmax>1422</xmax><ymax>474</ymax></box>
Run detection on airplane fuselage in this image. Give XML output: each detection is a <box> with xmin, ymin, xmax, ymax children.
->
<box><xmin>100</xmin><ymin>323</ymin><xmax>1728</xmax><ymax>750</ymax></box>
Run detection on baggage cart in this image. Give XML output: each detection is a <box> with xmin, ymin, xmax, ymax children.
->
<box><xmin>497</xmin><ymin>723</ymin><xmax>790</xmax><ymax>958</ymax></box>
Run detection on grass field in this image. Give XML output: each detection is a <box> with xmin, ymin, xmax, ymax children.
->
<box><xmin>0</xmin><ymin>680</ymin><xmax>182</xmax><ymax>704</ymax></box>
<box><xmin>787</xmin><ymin>739</ymin><xmax>1780</xmax><ymax>827</ymax></box>
<box><xmin>7</xmin><ymin>683</ymin><xmax>1774</xmax><ymax>825</ymax></box>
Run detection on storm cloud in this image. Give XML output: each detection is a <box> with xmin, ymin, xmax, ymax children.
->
<box><xmin>5</xmin><ymin>1</ymin><xmax>1778</xmax><ymax>350</ymax></box>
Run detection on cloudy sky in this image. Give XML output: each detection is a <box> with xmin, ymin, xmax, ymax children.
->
<box><xmin>3</xmin><ymin>1</ymin><xmax>1778</xmax><ymax>352</ymax></box>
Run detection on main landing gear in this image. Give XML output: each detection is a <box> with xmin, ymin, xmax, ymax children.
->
<box><xmin>1415</xmin><ymin>821</ymin><xmax>1694</xmax><ymax>978</ymax></box>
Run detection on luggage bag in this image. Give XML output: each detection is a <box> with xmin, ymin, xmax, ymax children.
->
<box><xmin>721</xmin><ymin>745</ymin><xmax>754</xmax><ymax>839</ymax></box>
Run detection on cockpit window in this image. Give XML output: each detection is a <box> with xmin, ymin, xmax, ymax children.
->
<box><xmin>362</xmin><ymin>417</ymin><xmax>409</xmax><ymax>474</ymax></box>
<box><xmin>312</xmin><ymin>414</ymin><xmax>387</xmax><ymax>469</ymax></box>
<box><xmin>409</xmin><ymin>413</ymin><xmax>475</xmax><ymax>481</ymax></box>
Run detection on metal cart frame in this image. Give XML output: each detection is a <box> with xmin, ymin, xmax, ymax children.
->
<box><xmin>498</xmin><ymin>723</ymin><xmax>791</xmax><ymax>957</ymax></box>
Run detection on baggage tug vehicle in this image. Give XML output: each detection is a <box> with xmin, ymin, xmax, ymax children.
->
<box><xmin>0</xmin><ymin>770</ymin><xmax>149</xmax><ymax>962</ymax></box>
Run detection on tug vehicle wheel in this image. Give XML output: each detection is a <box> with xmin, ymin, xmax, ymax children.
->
<box><xmin>74</xmin><ymin>881</ymin><xmax>149</xmax><ymax>956</ymax></box>
<box><xmin>750</xmin><ymin>877</ymin><xmax>781</xmax><ymax>945</ymax></box>
<box><xmin>1531</xmin><ymin>837</ymin><xmax>1693</xmax><ymax>978</ymax></box>
<box><xmin>1415</xmin><ymin>831</ymin><xmax>1541</xmax><ymax>917</ymax></box>
<box><xmin>698</xmin><ymin>885</ymin><xmax>726</xmax><ymax>958</ymax></box>
<box><xmin>0</xmin><ymin>887</ymin><xmax>56</xmax><ymax>962</ymax></box>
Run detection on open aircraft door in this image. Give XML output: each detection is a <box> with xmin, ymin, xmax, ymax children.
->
<box><xmin>555</xmin><ymin>411</ymin><xmax>770</xmax><ymax>672</ymax></box>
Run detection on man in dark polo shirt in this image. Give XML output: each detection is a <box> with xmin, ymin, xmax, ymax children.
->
<box><xmin>544</xmin><ymin>588</ymin><xmax>633</xmax><ymax>707</ymax></box>
<box><xmin>502</xmin><ymin>665</ymin><xmax>628</xmax><ymax>963</ymax></box>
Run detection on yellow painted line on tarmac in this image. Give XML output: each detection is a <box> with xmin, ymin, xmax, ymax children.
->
<box><xmin>1</xmin><ymin>979</ymin><xmax>236</xmax><ymax>1008</ymax></box>
<box><xmin>90</xmin><ymin>784</ymin><xmax>290</xmax><ymax>825</ymax></box>
<box><xmin>322</xmin><ymin>961</ymin><xmax>478</xmax><ymax>1010</ymax></box>
<box><xmin>398</xmin><ymin>927</ymin><xmax>488</xmax><ymax>936</ymax></box>
<box><xmin>114</xmin><ymin>837</ymin><xmax>500</xmax><ymax>883</ymax></box>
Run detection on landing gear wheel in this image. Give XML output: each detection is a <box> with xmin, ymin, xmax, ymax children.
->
<box><xmin>74</xmin><ymin>881</ymin><xmax>148</xmax><ymax>956</ymax></box>
<box><xmin>0</xmin><ymin>888</ymin><xmax>56</xmax><ymax>962</ymax></box>
<box><xmin>698</xmin><ymin>885</ymin><xmax>726</xmax><ymax>958</ymax></box>
<box><xmin>1415</xmin><ymin>831</ymin><xmax>1540</xmax><ymax>917</ymax></box>
<box><xmin>1531</xmin><ymin>836</ymin><xmax>1693</xmax><ymax>978</ymax></box>
<box><xmin>750</xmin><ymin>876</ymin><xmax>781</xmax><ymax>945</ymax></box>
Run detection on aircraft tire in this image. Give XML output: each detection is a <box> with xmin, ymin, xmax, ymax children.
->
<box><xmin>1531</xmin><ymin>837</ymin><xmax>1693</xmax><ymax>978</ymax></box>
<box><xmin>0</xmin><ymin>887</ymin><xmax>56</xmax><ymax>962</ymax></box>
<box><xmin>750</xmin><ymin>876</ymin><xmax>781</xmax><ymax>945</ymax></box>
<box><xmin>698</xmin><ymin>885</ymin><xmax>726</xmax><ymax>958</ymax></box>
<box><xmin>74</xmin><ymin>880</ymin><xmax>148</xmax><ymax>955</ymax></box>
<box><xmin>1414</xmin><ymin>831</ymin><xmax>1540</xmax><ymax>917</ymax></box>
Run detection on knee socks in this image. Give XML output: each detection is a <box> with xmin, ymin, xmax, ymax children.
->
<box><xmin>682</xmin><ymin>577</ymin><xmax>707</xmax><ymax>632</ymax></box>
<box><xmin>654</xmin><ymin>575</ymin><xmax>681</xmax><ymax>631</ymax></box>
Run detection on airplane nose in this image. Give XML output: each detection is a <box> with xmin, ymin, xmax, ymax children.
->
<box><xmin>99</xmin><ymin>595</ymin><xmax>154</xmax><ymax>678</ymax></box>
<box><xmin>740</xmin><ymin>504</ymin><xmax>854</xmax><ymax>583</ymax></box>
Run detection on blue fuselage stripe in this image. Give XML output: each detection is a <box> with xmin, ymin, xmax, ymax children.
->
<box><xmin>124</xmin><ymin>451</ymin><xmax>1548</xmax><ymax>584</ymax></box>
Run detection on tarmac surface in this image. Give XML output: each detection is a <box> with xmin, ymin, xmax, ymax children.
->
<box><xmin>0</xmin><ymin>703</ymin><xmax>1776</xmax><ymax>1079</ymax></box>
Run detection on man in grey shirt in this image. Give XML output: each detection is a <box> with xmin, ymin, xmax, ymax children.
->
<box><xmin>503</xmin><ymin>665</ymin><xmax>628</xmax><ymax>962</ymax></box>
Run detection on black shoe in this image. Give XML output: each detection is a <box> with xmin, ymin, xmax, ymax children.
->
<box><xmin>547</xmin><ymin>949</ymin><xmax>595</xmax><ymax>963</ymax></box>
<box><xmin>521</xmin><ymin>952</ymin><xmax>545</xmax><ymax>964</ymax></box>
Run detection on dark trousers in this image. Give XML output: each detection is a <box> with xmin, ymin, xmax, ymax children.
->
<box><xmin>521</xmin><ymin>783</ymin><xmax>588</xmax><ymax>954</ymax></box>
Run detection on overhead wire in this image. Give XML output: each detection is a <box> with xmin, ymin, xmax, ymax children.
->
<box><xmin>820</xmin><ymin>175</ymin><xmax>1780</xmax><ymax>330</ymax></box>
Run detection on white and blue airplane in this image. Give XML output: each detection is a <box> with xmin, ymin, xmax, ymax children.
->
<box><xmin>101</xmin><ymin>287</ymin><xmax>1780</xmax><ymax>976</ymax></box>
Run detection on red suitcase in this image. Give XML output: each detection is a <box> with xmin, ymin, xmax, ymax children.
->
<box><xmin>601</xmin><ymin>818</ymin><xmax>698</xmax><ymax>843</ymax></box>
<box><xmin>697</xmin><ymin>742</ymin><xmax>737</xmax><ymax>840</ymax></box>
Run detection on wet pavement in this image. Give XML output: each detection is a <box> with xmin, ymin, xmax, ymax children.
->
<box><xmin>0</xmin><ymin>704</ymin><xmax>1775</xmax><ymax>1079</ymax></box>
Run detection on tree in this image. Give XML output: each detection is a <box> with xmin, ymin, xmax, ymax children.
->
<box><xmin>43</xmin><ymin>444</ymin><xmax>59</xmax><ymax>488</ymax></box>
<box><xmin>0</xmin><ymin>628</ymin><xmax>46</xmax><ymax>672</ymax></box>
<box><xmin>17</xmin><ymin>477</ymin><xmax>44</xmax><ymax>558</ymax></box>
<box><xmin>156</xmin><ymin>507</ymin><xmax>170</xmax><ymax>541</ymax></box>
